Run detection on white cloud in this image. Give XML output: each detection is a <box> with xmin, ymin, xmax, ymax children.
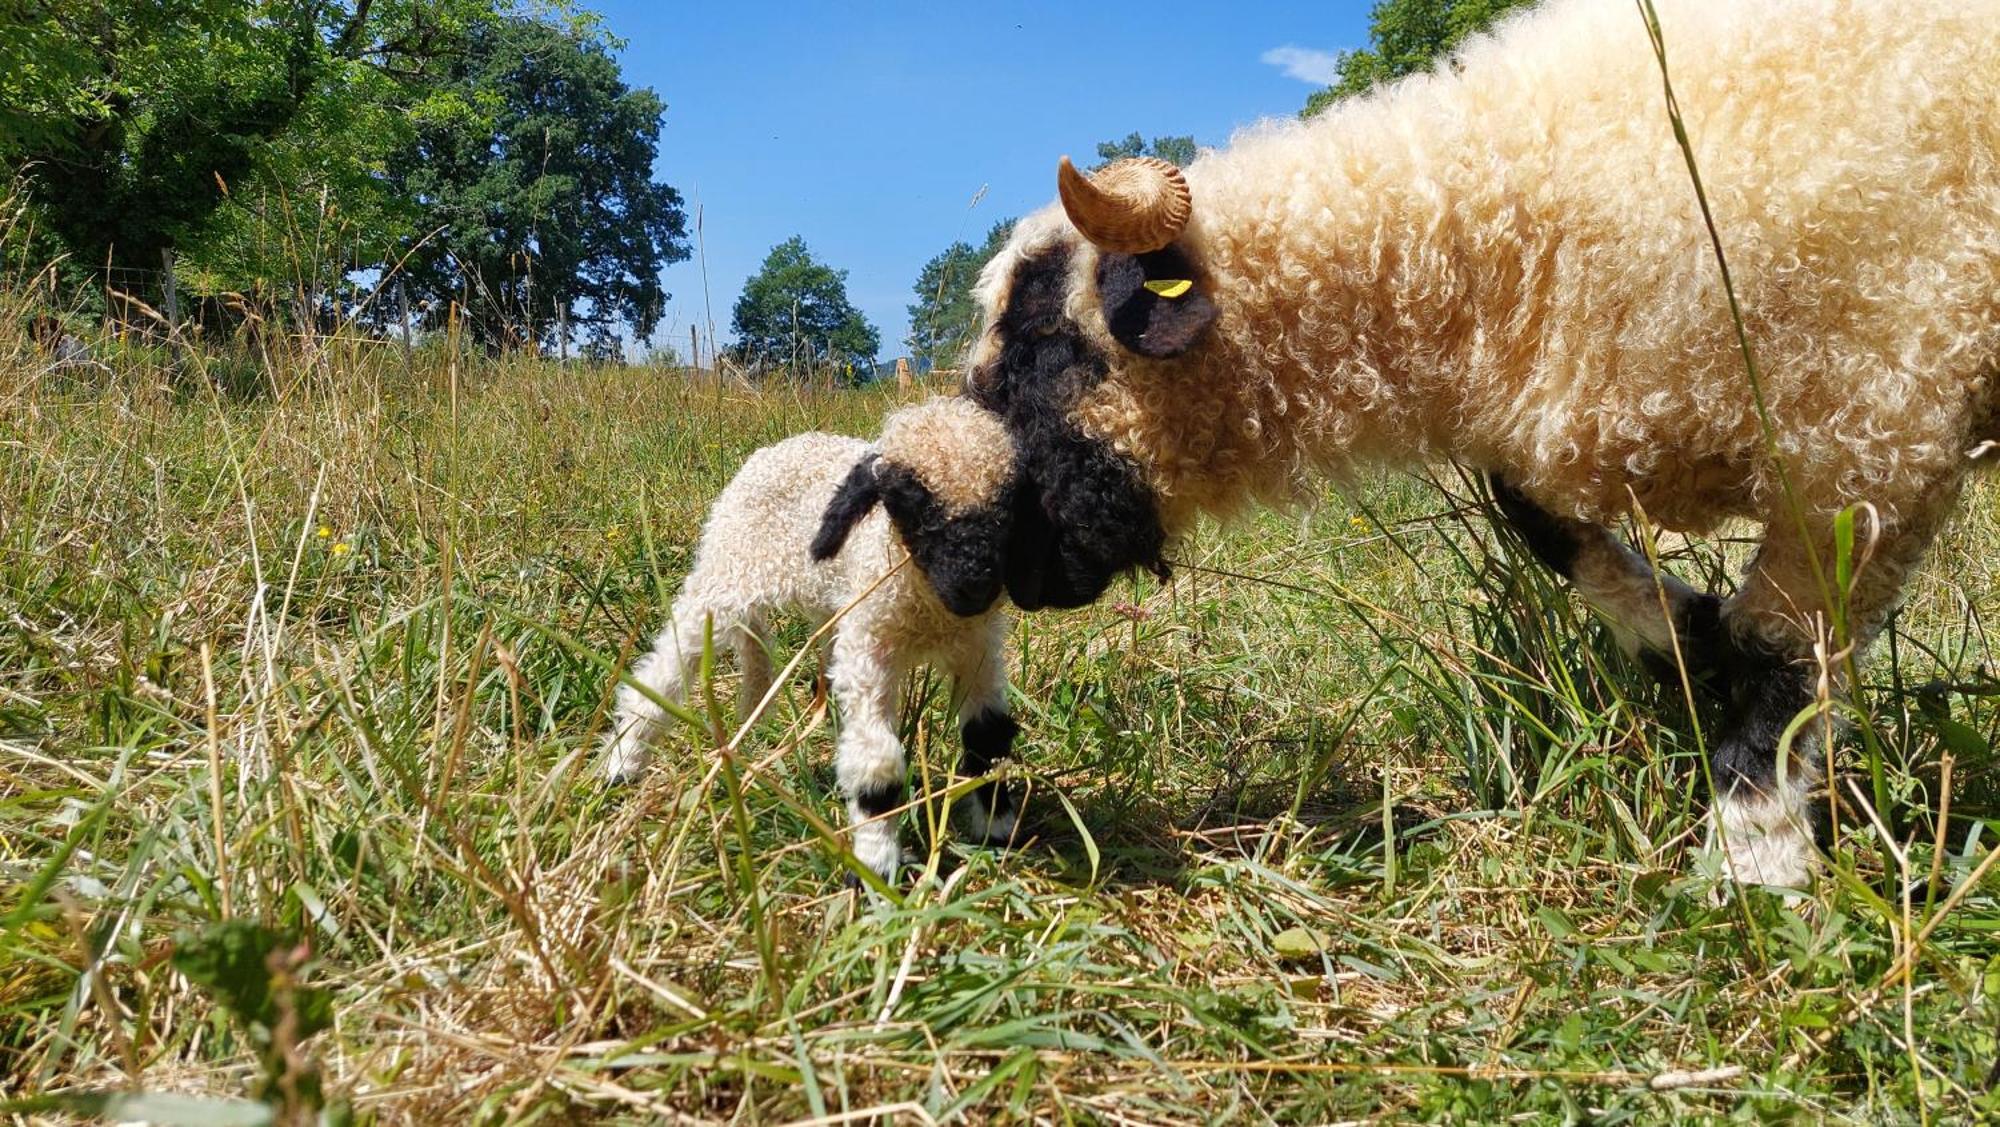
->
<box><xmin>1260</xmin><ymin>45</ymin><xmax>1344</xmax><ymax>86</ymax></box>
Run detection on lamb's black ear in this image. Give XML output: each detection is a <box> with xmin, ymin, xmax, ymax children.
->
<box><xmin>875</xmin><ymin>465</ymin><xmax>1011</xmax><ymax>617</ymax></box>
<box><xmin>810</xmin><ymin>455</ymin><xmax>882</xmax><ymax>561</ymax></box>
<box><xmin>1096</xmin><ymin>245</ymin><xmax>1218</xmax><ymax>359</ymax></box>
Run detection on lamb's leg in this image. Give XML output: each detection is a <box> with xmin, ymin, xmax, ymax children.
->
<box><xmin>730</xmin><ymin>610</ymin><xmax>773</xmax><ymax>722</ymax></box>
<box><xmin>1489</xmin><ymin>474</ymin><xmax>1725</xmax><ymax>685</ymax></box>
<box><xmin>1710</xmin><ymin>488</ymin><xmax>1958</xmax><ymax>888</ymax></box>
<box><xmin>603</xmin><ymin>597</ymin><xmax>728</xmax><ymax>784</ymax></box>
<box><xmin>949</xmin><ymin>615</ymin><xmax>1021</xmax><ymax>847</ymax></box>
<box><xmin>829</xmin><ymin>630</ymin><xmax>908</xmax><ymax>884</ymax></box>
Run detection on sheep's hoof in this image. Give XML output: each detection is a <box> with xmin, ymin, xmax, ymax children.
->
<box><xmin>1705</xmin><ymin>793</ymin><xmax>1816</xmax><ymax>904</ymax></box>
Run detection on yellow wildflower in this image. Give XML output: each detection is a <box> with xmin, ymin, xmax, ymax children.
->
<box><xmin>316</xmin><ymin>525</ymin><xmax>332</xmax><ymax>539</ymax></box>
<box><xmin>331</xmin><ymin>542</ymin><xmax>351</xmax><ymax>556</ymax></box>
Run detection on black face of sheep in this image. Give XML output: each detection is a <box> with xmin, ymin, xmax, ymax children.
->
<box><xmin>966</xmin><ymin>245</ymin><xmax>1173</xmax><ymax>611</ymax></box>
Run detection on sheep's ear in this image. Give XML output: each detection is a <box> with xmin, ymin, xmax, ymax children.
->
<box><xmin>876</xmin><ymin>465</ymin><xmax>1011</xmax><ymax>617</ymax></box>
<box><xmin>1095</xmin><ymin>245</ymin><xmax>1218</xmax><ymax>358</ymax></box>
<box><xmin>810</xmin><ymin>455</ymin><xmax>882</xmax><ymax>561</ymax></box>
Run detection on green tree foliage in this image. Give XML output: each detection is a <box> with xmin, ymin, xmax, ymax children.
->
<box><xmin>905</xmin><ymin>219</ymin><xmax>1013</xmax><ymax>371</ymax></box>
<box><xmin>0</xmin><ymin>1</ymin><xmax>470</xmax><ymax>299</ymax></box>
<box><xmin>1</xmin><ymin>2</ymin><xmax>686</xmax><ymax>354</ymax></box>
<box><xmin>1301</xmin><ymin>0</ymin><xmax>1537</xmax><ymax>116</ymax></box>
<box><xmin>177</xmin><ymin>2</ymin><xmax>490</xmax><ymax>304</ymax></box>
<box><xmin>1092</xmin><ymin>133</ymin><xmax>1198</xmax><ymax>169</ymax></box>
<box><xmin>732</xmin><ymin>236</ymin><xmax>880</xmax><ymax>378</ymax></box>
<box><xmin>390</xmin><ymin>14</ymin><xmax>690</xmax><ymax>352</ymax></box>
<box><xmin>4</xmin><ymin>1</ymin><xmax>322</xmax><ymax>287</ymax></box>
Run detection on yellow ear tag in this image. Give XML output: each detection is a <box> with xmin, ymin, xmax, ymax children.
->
<box><xmin>1143</xmin><ymin>278</ymin><xmax>1194</xmax><ymax>299</ymax></box>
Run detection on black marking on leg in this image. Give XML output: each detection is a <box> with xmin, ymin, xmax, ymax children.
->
<box><xmin>852</xmin><ymin>779</ymin><xmax>905</xmax><ymax>818</ymax></box>
<box><xmin>960</xmin><ymin>709</ymin><xmax>1022</xmax><ymax>845</ymax></box>
<box><xmin>962</xmin><ymin>780</ymin><xmax>1020</xmax><ymax>844</ymax></box>
<box><xmin>1709</xmin><ymin>640</ymin><xmax>1815</xmax><ymax>800</ymax></box>
<box><xmin>960</xmin><ymin>709</ymin><xmax>1019</xmax><ymax>774</ymax></box>
<box><xmin>1638</xmin><ymin>590</ymin><xmax>1728</xmax><ymax>696</ymax></box>
<box><xmin>1489</xmin><ymin>473</ymin><xmax>1581</xmax><ymax>578</ymax></box>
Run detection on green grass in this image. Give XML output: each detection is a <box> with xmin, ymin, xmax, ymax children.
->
<box><xmin>2</xmin><ymin>336</ymin><xmax>1998</xmax><ymax>1124</ymax></box>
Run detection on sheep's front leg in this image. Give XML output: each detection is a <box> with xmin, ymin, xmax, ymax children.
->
<box><xmin>829</xmin><ymin>631</ymin><xmax>908</xmax><ymax>884</ymax></box>
<box><xmin>949</xmin><ymin>616</ymin><xmax>1021</xmax><ymax>847</ymax></box>
<box><xmin>1489</xmin><ymin>474</ymin><xmax>1725</xmax><ymax>682</ymax></box>
<box><xmin>1710</xmin><ymin>486</ymin><xmax>1959</xmax><ymax>888</ymax></box>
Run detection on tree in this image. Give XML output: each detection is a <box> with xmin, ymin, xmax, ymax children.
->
<box><xmin>1092</xmin><ymin>133</ymin><xmax>1198</xmax><ymax>170</ymax></box>
<box><xmin>905</xmin><ymin>219</ymin><xmax>1013</xmax><ymax>371</ymax></box>
<box><xmin>2</xmin><ymin>0</ymin><xmax>479</xmax><ymax>307</ymax></box>
<box><xmin>389</xmin><ymin>13</ymin><xmax>690</xmax><ymax>351</ymax></box>
<box><xmin>732</xmin><ymin>236</ymin><xmax>879</xmax><ymax>378</ymax></box>
<box><xmin>6</xmin><ymin>1</ymin><xmax>323</xmax><ymax>295</ymax></box>
<box><xmin>1302</xmin><ymin>0</ymin><xmax>1537</xmax><ymax>116</ymax></box>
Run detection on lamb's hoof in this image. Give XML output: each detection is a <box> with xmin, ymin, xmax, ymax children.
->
<box><xmin>1720</xmin><ymin>829</ymin><xmax>1814</xmax><ymax>890</ymax></box>
<box><xmin>843</xmin><ymin>863</ymin><xmax>906</xmax><ymax>893</ymax></box>
<box><xmin>954</xmin><ymin>784</ymin><xmax>1022</xmax><ymax>848</ymax></box>
<box><xmin>602</xmin><ymin>746</ymin><xmax>648</xmax><ymax>786</ymax></box>
<box><xmin>843</xmin><ymin>837</ymin><xmax>905</xmax><ymax>891</ymax></box>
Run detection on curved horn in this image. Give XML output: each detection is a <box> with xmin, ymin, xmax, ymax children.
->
<box><xmin>1056</xmin><ymin>155</ymin><xmax>1192</xmax><ymax>254</ymax></box>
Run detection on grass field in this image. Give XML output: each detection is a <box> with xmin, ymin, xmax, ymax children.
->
<box><xmin>3</xmin><ymin>337</ymin><xmax>1998</xmax><ymax>1124</ymax></box>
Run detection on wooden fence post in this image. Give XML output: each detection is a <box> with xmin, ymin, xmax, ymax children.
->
<box><xmin>160</xmin><ymin>248</ymin><xmax>179</xmax><ymax>330</ymax></box>
<box><xmin>398</xmin><ymin>280</ymin><xmax>414</xmax><ymax>377</ymax></box>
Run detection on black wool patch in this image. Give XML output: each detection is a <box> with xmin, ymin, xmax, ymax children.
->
<box><xmin>959</xmin><ymin>709</ymin><xmax>1020</xmax><ymax>773</ymax></box>
<box><xmin>811</xmin><ymin>454</ymin><xmax>883</xmax><ymax>562</ymax></box>
<box><xmin>1709</xmin><ymin>650</ymin><xmax>1813</xmax><ymax>797</ymax></box>
<box><xmin>852</xmin><ymin>778</ymin><xmax>905</xmax><ymax>818</ymax></box>
<box><xmin>968</xmin><ymin>246</ymin><xmax>1172</xmax><ymax>611</ymax></box>
<box><xmin>1489</xmin><ymin>473</ymin><xmax>1582</xmax><ymax>578</ymax></box>
<box><xmin>1096</xmin><ymin>246</ymin><xmax>1219</xmax><ymax>359</ymax></box>
<box><xmin>874</xmin><ymin>461</ymin><xmax>1015</xmax><ymax>617</ymax></box>
<box><xmin>1637</xmin><ymin>591</ymin><xmax>1728</xmax><ymax>696</ymax></box>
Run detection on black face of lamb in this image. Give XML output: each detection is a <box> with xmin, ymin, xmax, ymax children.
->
<box><xmin>811</xmin><ymin>453</ymin><xmax>1014</xmax><ymax>618</ymax></box>
<box><xmin>970</xmin><ymin>245</ymin><xmax>1170</xmax><ymax>611</ymax></box>
<box><xmin>874</xmin><ymin>462</ymin><xmax>1014</xmax><ymax>617</ymax></box>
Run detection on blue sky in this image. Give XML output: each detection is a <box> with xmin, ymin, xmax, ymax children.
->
<box><xmin>591</xmin><ymin>2</ymin><xmax>1373</xmax><ymax>363</ymax></box>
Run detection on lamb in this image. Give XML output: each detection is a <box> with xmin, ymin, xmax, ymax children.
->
<box><xmin>967</xmin><ymin>0</ymin><xmax>2000</xmax><ymax>888</ymax></box>
<box><xmin>601</xmin><ymin>397</ymin><xmax>1027</xmax><ymax>883</ymax></box>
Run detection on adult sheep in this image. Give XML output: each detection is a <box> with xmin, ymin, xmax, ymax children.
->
<box><xmin>971</xmin><ymin>0</ymin><xmax>2000</xmax><ymax>888</ymax></box>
